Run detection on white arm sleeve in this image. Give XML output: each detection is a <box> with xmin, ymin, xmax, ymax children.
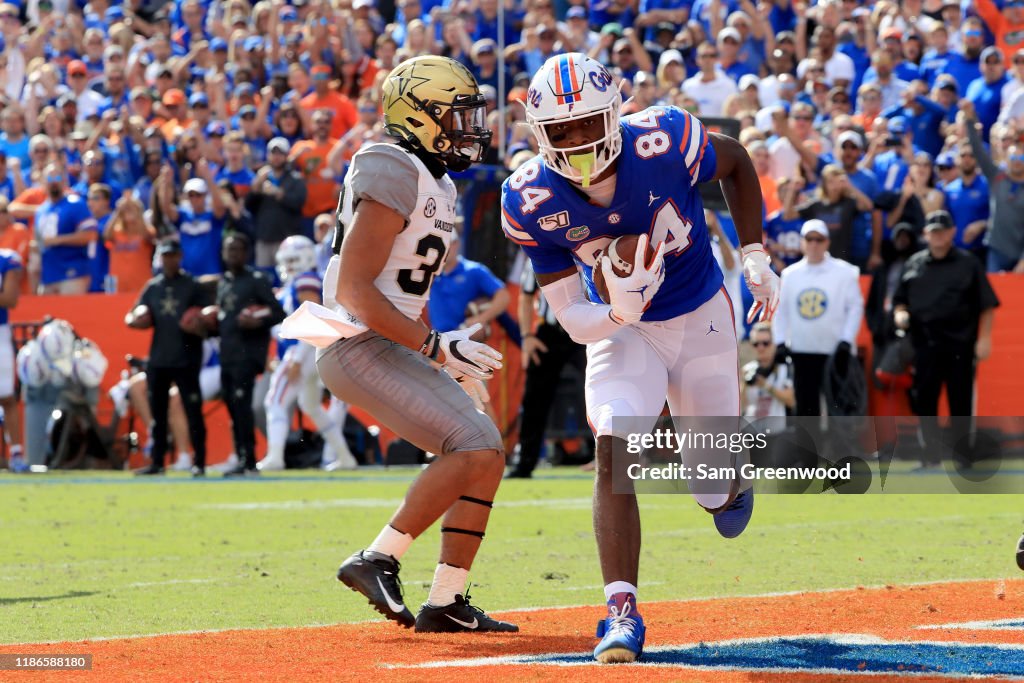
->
<box><xmin>840</xmin><ymin>269</ymin><xmax>865</xmax><ymax>348</ymax></box>
<box><xmin>540</xmin><ymin>273</ymin><xmax>623</xmax><ymax>345</ymax></box>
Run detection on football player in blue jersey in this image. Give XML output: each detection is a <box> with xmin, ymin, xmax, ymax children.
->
<box><xmin>501</xmin><ymin>53</ymin><xmax>780</xmax><ymax>664</ymax></box>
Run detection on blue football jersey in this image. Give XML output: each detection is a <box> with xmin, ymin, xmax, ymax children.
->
<box><xmin>501</xmin><ymin>106</ymin><xmax>723</xmax><ymax>321</ymax></box>
<box><xmin>276</xmin><ymin>270</ymin><xmax>322</xmax><ymax>359</ymax></box>
<box><xmin>0</xmin><ymin>248</ymin><xmax>23</xmax><ymax>326</ymax></box>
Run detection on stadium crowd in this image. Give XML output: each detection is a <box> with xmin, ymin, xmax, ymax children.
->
<box><xmin>0</xmin><ymin>0</ymin><xmax>1019</xmax><ymax>472</ymax></box>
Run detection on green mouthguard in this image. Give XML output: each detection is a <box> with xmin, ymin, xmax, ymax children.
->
<box><xmin>568</xmin><ymin>152</ymin><xmax>595</xmax><ymax>188</ymax></box>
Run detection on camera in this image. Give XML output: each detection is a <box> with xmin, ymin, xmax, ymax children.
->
<box><xmin>744</xmin><ymin>363</ymin><xmax>775</xmax><ymax>385</ymax></box>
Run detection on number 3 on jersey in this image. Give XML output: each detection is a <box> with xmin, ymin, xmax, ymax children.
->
<box><xmin>397</xmin><ymin>234</ymin><xmax>447</xmax><ymax>296</ymax></box>
<box><xmin>508</xmin><ymin>161</ymin><xmax>552</xmax><ymax>214</ymax></box>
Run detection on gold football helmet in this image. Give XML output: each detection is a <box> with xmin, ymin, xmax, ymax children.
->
<box><xmin>382</xmin><ymin>55</ymin><xmax>492</xmax><ymax>171</ymax></box>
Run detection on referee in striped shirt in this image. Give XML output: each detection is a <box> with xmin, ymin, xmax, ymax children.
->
<box><xmin>506</xmin><ymin>259</ymin><xmax>587</xmax><ymax>478</ymax></box>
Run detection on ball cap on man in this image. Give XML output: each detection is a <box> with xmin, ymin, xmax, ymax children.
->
<box><xmin>923</xmin><ymin>210</ymin><xmax>955</xmax><ymax>232</ymax></box>
<box><xmin>183</xmin><ymin>178</ymin><xmax>208</xmax><ymax>195</ymax></box>
<box><xmin>156</xmin><ymin>238</ymin><xmax>183</xmax><ymax>255</ymax></box>
<box><xmin>837</xmin><ymin>130</ymin><xmax>865</xmax><ymax>149</ymax></box>
<box><xmin>801</xmin><ymin>219</ymin><xmax>830</xmax><ymax>239</ymax></box>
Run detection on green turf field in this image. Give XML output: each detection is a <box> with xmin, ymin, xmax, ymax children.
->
<box><xmin>1</xmin><ymin>468</ymin><xmax>1022</xmax><ymax>645</ymax></box>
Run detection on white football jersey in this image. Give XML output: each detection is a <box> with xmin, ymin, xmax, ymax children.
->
<box><xmin>323</xmin><ymin>143</ymin><xmax>457</xmax><ymax>331</ymax></box>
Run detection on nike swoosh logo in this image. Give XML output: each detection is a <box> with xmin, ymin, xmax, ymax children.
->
<box><xmin>446</xmin><ymin>614</ymin><xmax>478</xmax><ymax>629</ymax></box>
<box><xmin>376</xmin><ymin>577</ymin><xmax>406</xmax><ymax>613</ymax></box>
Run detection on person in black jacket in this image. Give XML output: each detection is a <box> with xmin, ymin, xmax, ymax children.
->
<box><xmin>245</xmin><ymin>137</ymin><xmax>308</xmax><ymax>270</ymax></box>
<box><xmin>127</xmin><ymin>239</ymin><xmax>208</xmax><ymax>477</ymax></box>
<box><xmin>216</xmin><ymin>233</ymin><xmax>286</xmax><ymax>477</ymax></box>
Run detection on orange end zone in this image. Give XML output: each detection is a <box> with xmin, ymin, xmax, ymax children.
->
<box><xmin>1</xmin><ymin>579</ymin><xmax>1022</xmax><ymax>682</ymax></box>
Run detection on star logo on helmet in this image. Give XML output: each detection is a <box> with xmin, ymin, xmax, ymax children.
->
<box><xmin>386</xmin><ymin>71</ymin><xmax>431</xmax><ymax>111</ymax></box>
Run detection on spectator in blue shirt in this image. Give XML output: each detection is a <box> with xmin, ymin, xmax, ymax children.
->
<box><xmin>869</xmin><ymin>116</ymin><xmax>914</xmax><ymax>192</ymax></box>
<box><xmin>832</xmin><ymin>130</ymin><xmax>882</xmax><ymax>270</ymax></box>
<box><xmin>35</xmin><ymin>164</ymin><xmax>98</xmax><ymax>294</ymax></box>
<box><xmin>942</xmin><ymin>145</ymin><xmax>990</xmax><ymax>256</ymax></box>
<box><xmin>72</xmin><ymin>150</ymin><xmax>124</xmax><ymax>204</ymax></box>
<box><xmin>717</xmin><ymin>27</ymin><xmax>756</xmax><ymax>81</ymax></box>
<box><xmin>966</xmin><ymin>47</ymin><xmax>1008</xmax><ymax>142</ymax></box>
<box><xmin>427</xmin><ymin>234</ymin><xmax>509</xmax><ymax>336</ymax></box>
<box><xmin>159</xmin><ymin>161</ymin><xmax>226</xmax><ymax>277</ymax></box>
<box><xmin>86</xmin><ymin>183</ymin><xmax>114</xmax><ymax>293</ymax></box>
<box><xmin>0</xmin><ymin>151</ymin><xmax>21</xmax><ymax>202</ymax></box>
<box><xmin>0</xmin><ymin>107</ymin><xmax>30</xmax><ymax>170</ymax></box>
<box><xmin>879</xmin><ymin>82</ymin><xmax>949</xmax><ymax>157</ymax></box>
<box><xmin>939</xmin><ymin>21</ymin><xmax>985</xmax><ymax>97</ymax></box>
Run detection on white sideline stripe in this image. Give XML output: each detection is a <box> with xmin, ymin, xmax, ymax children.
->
<box><xmin>198</xmin><ymin>497</ymin><xmax>600</xmax><ymax>511</ymax></box>
<box><xmin>2</xmin><ymin>577</ymin><xmax>1015</xmax><ymax>646</ymax></box>
<box><xmin>918</xmin><ymin>617</ymin><xmax>1024</xmax><ymax>630</ymax></box>
<box><xmin>383</xmin><ymin>633</ymin><xmax>1024</xmax><ymax>674</ymax></box>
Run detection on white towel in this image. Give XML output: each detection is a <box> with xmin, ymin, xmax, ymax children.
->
<box><xmin>279</xmin><ymin>301</ymin><xmax>369</xmax><ymax>349</ymax></box>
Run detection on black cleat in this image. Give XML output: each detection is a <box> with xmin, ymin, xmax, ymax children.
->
<box><xmin>337</xmin><ymin>551</ymin><xmax>415</xmax><ymax>628</ymax></box>
<box><xmin>191</xmin><ymin>466</ymin><xmax>206</xmax><ymax>478</ymax></box>
<box><xmin>134</xmin><ymin>465</ymin><xmax>165</xmax><ymax>476</ymax></box>
<box><xmin>1016</xmin><ymin>533</ymin><xmax>1024</xmax><ymax>572</ymax></box>
<box><xmin>414</xmin><ymin>592</ymin><xmax>519</xmax><ymax>633</ymax></box>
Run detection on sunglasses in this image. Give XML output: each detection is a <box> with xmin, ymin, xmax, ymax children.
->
<box><xmin>793</xmin><ymin>115</ymin><xmax>814</xmax><ymax>121</ymax></box>
<box><xmin>840</xmin><ymin>143</ymin><xmax>860</xmax><ymax>150</ymax></box>
<box><xmin>699</xmin><ymin>52</ymin><xmax>719</xmax><ymax>58</ymax></box>
<box><xmin>832</xmin><ymin>98</ymin><xmax>850</xmax><ymax>104</ymax></box>
<box><xmin>187</xmin><ymin>191</ymin><xmax>205</xmax><ymax>197</ymax></box>
<box><xmin>937</xmin><ymin>164</ymin><xmax>954</xmax><ymax>170</ymax></box>
<box><xmin>46</xmin><ymin>174</ymin><xmax>63</xmax><ymax>183</ymax></box>
<box><xmin>751</xmin><ymin>340</ymin><xmax>772</xmax><ymax>348</ymax></box>
<box><xmin>804</xmin><ymin>235</ymin><xmax>827</xmax><ymax>242</ymax></box>
<box><xmin>240</xmin><ymin>113</ymin><xmax>256</xmax><ymax>119</ymax></box>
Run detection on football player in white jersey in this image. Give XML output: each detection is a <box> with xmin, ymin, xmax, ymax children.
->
<box><xmin>261</xmin><ymin>236</ymin><xmax>357</xmax><ymax>472</ymax></box>
<box><xmin>285</xmin><ymin>55</ymin><xmax>516</xmax><ymax>633</ymax></box>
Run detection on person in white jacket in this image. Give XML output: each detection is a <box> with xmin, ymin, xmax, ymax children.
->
<box><xmin>773</xmin><ymin>219</ymin><xmax>863</xmax><ymax>418</ymax></box>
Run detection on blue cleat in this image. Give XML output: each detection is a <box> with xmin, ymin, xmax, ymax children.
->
<box><xmin>594</xmin><ymin>594</ymin><xmax>646</xmax><ymax>663</ymax></box>
<box><xmin>713</xmin><ymin>487</ymin><xmax>754</xmax><ymax>539</ymax></box>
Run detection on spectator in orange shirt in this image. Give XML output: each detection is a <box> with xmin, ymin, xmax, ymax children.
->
<box><xmin>104</xmin><ymin>195</ymin><xmax>156</xmax><ymax>294</ymax></box>
<box><xmin>0</xmin><ymin>196</ymin><xmax>30</xmax><ymax>294</ymax></box>
<box><xmin>976</xmin><ymin>0</ymin><xmax>1024</xmax><ymax>68</ymax></box>
<box><xmin>289</xmin><ymin>110</ymin><xmax>339</xmax><ymax>234</ymax></box>
<box><xmin>160</xmin><ymin>89</ymin><xmax>191</xmax><ymax>142</ymax></box>
<box><xmin>852</xmin><ymin>83</ymin><xmax>883</xmax><ymax>134</ymax></box>
<box><xmin>299</xmin><ymin>65</ymin><xmax>357</xmax><ymax>140</ymax></box>
<box><xmin>327</xmin><ymin>94</ymin><xmax>385</xmax><ymax>174</ymax></box>
<box><xmin>748</xmin><ymin>140</ymin><xmax>781</xmax><ymax>216</ymax></box>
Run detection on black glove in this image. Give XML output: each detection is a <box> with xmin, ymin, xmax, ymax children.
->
<box><xmin>833</xmin><ymin>341</ymin><xmax>852</xmax><ymax>376</ymax></box>
<box><xmin>774</xmin><ymin>343</ymin><xmax>791</xmax><ymax>366</ymax></box>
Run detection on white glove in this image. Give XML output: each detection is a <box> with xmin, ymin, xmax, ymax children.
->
<box><xmin>447</xmin><ymin>368</ymin><xmax>490</xmax><ymax>412</ymax></box>
<box><xmin>741</xmin><ymin>244</ymin><xmax>780</xmax><ymax>323</ymax></box>
<box><xmin>599</xmin><ymin>234</ymin><xmax>666</xmax><ymax>325</ymax></box>
<box><xmin>424</xmin><ymin>323</ymin><xmax>503</xmax><ymax>380</ymax></box>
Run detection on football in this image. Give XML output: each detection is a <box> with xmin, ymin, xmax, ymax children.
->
<box><xmin>125</xmin><ymin>304</ymin><xmax>153</xmax><ymax>329</ymax></box>
<box><xmin>179</xmin><ymin>306</ymin><xmax>206</xmax><ymax>336</ymax></box>
<box><xmin>238</xmin><ymin>305</ymin><xmax>272</xmax><ymax>323</ymax></box>
<box><xmin>592</xmin><ymin>234</ymin><xmax>655</xmax><ymax>304</ymax></box>
<box><xmin>200</xmin><ymin>305</ymin><xmax>220</xmax><ymax>334</ymax></box>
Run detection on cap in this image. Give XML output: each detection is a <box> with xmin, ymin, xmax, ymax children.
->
<box><xmin>566</xmin><ymin>6</ymin><xmax>586</xmax><ymax>19</ymax></box>
<box><xmin>891</xmin><ymin>222</ymin><xmax>915</xmax><ymax>238</ymax></box>
<box><xmin>206</xmin><ymin>120</ymin><xmax>227</xmax><ymax>136</ymax></box>
<box><xmin>888</xmin><ymin>116</ymin><xmax>907</xmax><ymax>135</ymax></box>
<box><xmin>936</xmin><ymin>151</ymin><xmax>956</xmax><ymax>168</ymax></box>
<box><xmin>718</xmin><ymin>27</ymin><xmax>742</xmax><ymax>43</ymax></box>
<box><xmin>234</xmin><ymin>82</ymin><xmax>255</xmax><ymax>98</ymax></box>
<box><xmin>801</xmin><ymin>219</ymin><xmax>830</xmax><ymax>239</ymax></box>
<box><xmin>924</xmin><ymin>210</ymin><xmax>955</xmax><ymax>231</ymax></box>
<box><xmin>472</xmin><ymin>38</ymin><xmax>496</xmax><ymax>56</ymax></box>
<box><xmin>210</xmin><ymin>37</ymin><xmax>228</xmax><ymax>52</ymax></box>
<box><xmin>183</xmin><ymin>178</ymin><xmax>208</xmax><ymax>195</ymax></box>
<box><xmin>353</xmin><ymin>0</ymin><xmax>374</xmax><ymax>9</ymax></box>
<box><xmin>267</xmin><ymin>137</ymin><xmax>291</xmax><ymax>154</ymax></box>
<box><xmin>738</xmin><ymin>74</ymin><xmax>759</xmax><ymax>91</ymax></box>
<box><xmin>162</xmin><ymin>88</ymin><xmax>186</xmax><ymax>106</ymax></box>
<box><xmin>655</xmin><ymin>21</ymin><xmax>675</xmax><ymax>34</ymax></box>
<box><xmin>156</xmin><ymin>239</ymin><xmax>183</xmax><ymax>255</ymax></box>
<box><xmin>188</xmin><ymin>92</ymin><xmax>209</xmax><ymax>107</ymax></box>
<box><xmin>837</xmin><ymin>130</ymin><xmax>865</xmax><ymax>149</ymax></box>
<box><xmin>279</xmin><ymin>6</ymin><xmax>298</xmax><ymax>20</ymax></box>
<box><xmin>935</xmin><ymin>74</ymin><xmax>959</xmax><ymax>91</ymax></box>
<box><xmin>130</xmin><ymin>86</ymin><xmax>152</xmax><ymax>101</ymax></box>
<box><xmin>105</xmin><ymin>6</ymin><xmax>125</xmax><ymax>21</ymax></box>
<box><xmin>600</xmin><ymin>22</ymin><xmax>623</xmax><ymax>36</ymax></box>
<box><xmin>67</xmin><ymin>60</ymin><xmax>87</xmax><ymax>76</ymax></box>
<box><xmin>57</xmin><ymin>91</ymin><xmax>78</xmax><ymax>108</ymax></box>
<box><xmin>479</xmin><ymin>84</ymin><xmax>497</xmax><ymax>102</ymax></box>
<box><xmin>981</xmin><ymin>46</ymin><xmax>1003</xmax><ymax>63</ymax></box>
<box><xmin>238</xmin><ymin>104</ymin><xmax>258</xmax><ymax>118</ymax></box>
<box><xmin>311</xmin><ymin>64</ymin><xmax>331</xmax><ymax>79</ymax></box>
<box><xmin>659</xmin><ymin>48</ymin><xmax>683</xmax><ymax>67</ymax></box>
<box><xmin>243</xmin><ymin>36</ymin><xmax>264</xmax><ymax>52</ymax></box>
<box><xmin>881</xmin><ymin>26</ymin><xmax>903</xmax><ymax>40</ymax></box>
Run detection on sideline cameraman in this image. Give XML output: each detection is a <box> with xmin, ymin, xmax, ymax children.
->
<box><xmin>743</xmin><ymin>322</ymin><xmax>795</xmax><ymax>433</ymax></box>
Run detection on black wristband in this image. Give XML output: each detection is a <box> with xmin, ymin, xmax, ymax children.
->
<box><xmin>420</xmin><ymin>329</ymin><xmax>441</xmax><ymax>361</ymax></box>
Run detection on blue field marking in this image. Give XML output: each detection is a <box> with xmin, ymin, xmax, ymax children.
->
<box><xmin>489</xmin><ymin>636</ymin><xmax>1024</xmax><ymax>678</ymax></box>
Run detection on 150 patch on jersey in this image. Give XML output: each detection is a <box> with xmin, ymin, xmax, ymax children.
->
<box><xmin>538</xmin><ymin>210</ymin><xmax>570</xmax><ymax>231</ymax></box>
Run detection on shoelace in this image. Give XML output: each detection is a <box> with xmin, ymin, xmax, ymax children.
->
<box><xmin>606</xmin><ymin>602</ymin><xmax>637</xmax><ymax>637</ymax></box>
<box><xmin>462</xmin><ymin>583</ymin><xmax>487</xmax><ymax>618</ymax></box>
<box><xmin>369</xmin><ymin>554</ymin><xmax>407</xmax><ymax>603</ymax></box>
<box><xmin>723</xmin><ymin>490</ymin><xmax>748</xmax><ymax>513</ymax></box>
